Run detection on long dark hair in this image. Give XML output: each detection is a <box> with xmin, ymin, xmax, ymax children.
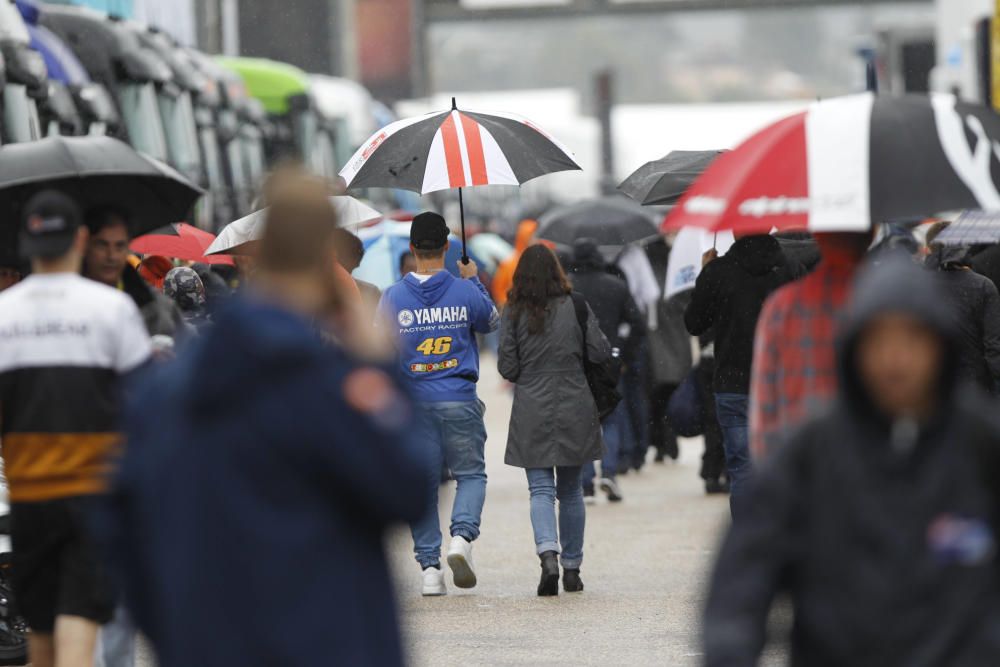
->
<box><xmin>507</xmin><ymin>244</ymin><xmax>572</xmax><ymax>334</ymax></box>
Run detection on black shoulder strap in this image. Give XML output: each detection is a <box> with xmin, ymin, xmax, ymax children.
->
<box><xmin>570</xmin><ymin>292</ymin><xmax>588</xmax><ymax>358</ymax></box>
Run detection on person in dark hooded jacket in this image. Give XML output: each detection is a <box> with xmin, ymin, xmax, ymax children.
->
<box><xmin>925</xmin><ymin>243</ymin><xmax>1000</xmax><ymax>392</ymax></box>
<box><xmin>568</xmin><ymin>238</ymin><xmax>644</xmax><ymax>501</ymax></box>
<box><xmin>107</xmin><ymin>179</ymin><xmax>432</xmax><ymax>667</ymax></box>
<box><xmin>704</xmin><ymin>255</ymin><xmax>1000</xmax><ymax>666</ymax></box>
<box><xmin>684</xmin><ymin>234</ymin><xmax>797</xmax><ymax>517</ymax></box>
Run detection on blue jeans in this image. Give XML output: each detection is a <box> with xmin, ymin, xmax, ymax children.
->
<box><xmin>410</xmin><ymin>400</ymin><xmax>488</xmax><ymax>569</ymax></box>
<box><xmin>525</xmin><ymin>467</ymin><xmax>585</xmax><ymax>569</ymax></box>
<box><xmin>583</xmin><ymin>397</ymin><xmax>626</xmax><ymax>486</ymax></box>
<box><xmin>715</xmin><ymin>393</ymin><xmax>752</xmax><ymax>519</ymax></box>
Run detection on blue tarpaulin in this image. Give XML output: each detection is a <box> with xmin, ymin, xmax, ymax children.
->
<box><xmin>43</xmin><ymin>0</ymin><xmax>134</xmax><ymax>18</ymax></box>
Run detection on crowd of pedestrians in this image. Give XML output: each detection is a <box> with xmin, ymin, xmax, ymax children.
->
<box><xmin>5</xmin><ymin>150</ymin><xmax>1000</xmax><ymax>667</ymax></box>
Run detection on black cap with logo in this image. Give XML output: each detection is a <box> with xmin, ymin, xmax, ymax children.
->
<box><xmin>410</xmin><ymin>212</ymin><xmax>449</xmax><ymax>251</ymax></box>
<box><xmin>20</xmin><ymin>190</ymin><xmax>82</xmax><ymax>259</ymax></box>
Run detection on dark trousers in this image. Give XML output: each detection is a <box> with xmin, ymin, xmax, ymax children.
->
<box><xmin>624</xmin><ymin>350</ymin><xmax>651</xmax><ymax>470</ymax></box>
<box><xmin>649</xmin><ymin>383</ymin><xmax>679</xmax><ymax>460</ymax></box>
<box><xmin>697</xmin><ymin>360</ymin><xmax>726</xmax><ymax>481</ymax></box>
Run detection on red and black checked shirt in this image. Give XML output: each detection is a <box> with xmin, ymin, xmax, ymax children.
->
<box><xmin>749</xmin><ymin>261</ymin><xmax>855</xmax><ymax>459</ymax></box>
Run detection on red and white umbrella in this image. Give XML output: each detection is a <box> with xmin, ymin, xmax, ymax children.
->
<box><xmin>663</xmin><ymin>93</ymin><xmax>1000</xmax><ymax>234</ymax></box>
<box><xmin>340</xmin><ymin>98</ymin><xmax>580</xmax><ymax>259</ymax></box>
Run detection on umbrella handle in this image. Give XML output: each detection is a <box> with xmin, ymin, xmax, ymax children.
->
<box><xmin>459</xmin><ymin>187</ymin><xmax>469</xmax><ymax>264</ymax></box>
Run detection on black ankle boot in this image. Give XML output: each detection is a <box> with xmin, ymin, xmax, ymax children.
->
<box><xmin>537</xmin><ymin>551</ymin><xmax>560</xmax><ymax>596</ymax></box>
<box><xmin>563</xmin><ymin>568</ymin><xmax>584</xmax><ymax>592</ymax></box>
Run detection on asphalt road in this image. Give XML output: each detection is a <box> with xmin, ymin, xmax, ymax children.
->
<box><xmin>130</xmin><ymin>361</ymin><xmax>751</xmax><ymax>667</ymax></box>
<box><xmin>387</xmin><ymin>361</ymin><xmax>734</xmax><ymax>666</ymax></box>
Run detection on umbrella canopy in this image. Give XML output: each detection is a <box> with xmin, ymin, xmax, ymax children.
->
<box><xmin>339</xmin><ymin>104</ymin><xmax>580</xmax><ymax>195</ymax></box>
<box><xmin>537</xmin><ymin>197</ymin><xmax>659</xmax><ymax>250</ymax></box>
<box><xmin>354</xmin><ymin>221</ymin><xmax>487</xmax><ymax>290</ymax></box>
<box><xmin>131</xmin><ymin>223</ymin><xmax>233</xmax><ymax>266</ymax></box>
<box><xmin>0</xmin><ymin>136</ymin><xmax>202</xmax><ymax>240</ymax></box>
<box><xmin>619</xmin><ymin>150</ymin><xmax>724</xmax><ymax>206</ymax></box>
<box><xmin>931</xmin><ymin>211</ymin><xmax>1000</xmax><ymax>246</ymax></box>
<box><xmin>664</xmin><ymin>93</ymin><xmax>1000</xmax><ymax>234</ymax></box>
<box><xmin>206</xmin><ymin>196</ymin><xmax>383</xmax><ymax>256</ymax></box>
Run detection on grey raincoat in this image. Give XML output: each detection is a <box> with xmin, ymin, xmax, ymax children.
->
<box><xmin>498</xmin><ymin>295</ymin><xmax>610</xmax><ymax>468</ymax></box>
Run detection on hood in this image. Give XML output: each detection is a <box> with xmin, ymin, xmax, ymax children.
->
<box><xmin>182</xmin><ymin>296</ymin><xmax>321</xmax><ymax>414</ymax></box>
<box><xmin>837</xmin><ymin>253</ymin><xmax>960</xmax><ymax>424</ymax></box>
<box><xmin>730</xmin><ymin>234</ymin><xmax>784</xmax><ymax>276</ymax></box>
<box><xmin>572</xmin><ymin>237</ymin><xmax>605</xmax><ymax>270</ymax></box>
<box><xmin>514</xmin><ymin>219</ymin><xmax>538</xmax><ymax>252</ymax></box>
<box><xmin>401</xmin><ymin>270</ymin><xmax>455</xmax><ymax>306</ymax></box>
<box><xmin>926</xmin><ymin>244</ymin><xmax>973</xmax><ymax>270</ymax></box>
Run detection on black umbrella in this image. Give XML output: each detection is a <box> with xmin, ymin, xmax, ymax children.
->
<box><xmin>618</xmin><ymin>150</ymin><xmax>724</xmax><ymax>206</ymax></box>
<box><xmin>537</xmin><ymin>197</ymin><xmax>659</xmax><ymax>248</ymax></box>
<box><xmin>0</xmin><ymin>136</ymin><xmax>202</xmax><ymax>240</ymax></box>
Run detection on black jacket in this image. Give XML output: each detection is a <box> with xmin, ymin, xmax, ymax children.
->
<box><xmin>569</xmin><ymin>240</ymin><xmax>644</xmax><ymax>358</ymax></box>
<box><xmin>704</xmin><ymin>257</ymin><xmax>1000</xmax><ymax>667</ymax></box>
<box><xmin>684</xmin><ymin>235</ymin><xmax>796</xmax><ymax>393</ymax></box>
<box><xmin>928</xmin><ymin>246</ymin><xmax>1000</xmax><ymax>391</ymax></box>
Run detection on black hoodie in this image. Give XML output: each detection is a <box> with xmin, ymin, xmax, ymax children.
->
<box><xmin>926</xmin><ymin>245</ymin><xmax>1000</xmax><ymax>391</ymax></box>
<box><xmin>704</xmin><ymin>256</ymin><xmax>1000</xmax><ymax>666</ymax></box>
<box><xmin>684</xmin><ymin>234</ymin><xmax>797</xmax><ymax>393</ymax></box>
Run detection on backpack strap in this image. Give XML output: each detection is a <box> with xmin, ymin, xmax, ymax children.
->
<box><xmin>570</xmin><ymin>292</ymin><xmax>589</xmax><ymax>360</ymax></box>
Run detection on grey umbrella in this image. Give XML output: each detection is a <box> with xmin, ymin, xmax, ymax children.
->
<box><xmin>537</xmin><ymin>197</ymin><xmax>659</xmax><ymax>249</ymax></box>
<box><xmin>618</xmin><ymin>150</ymin><xmax>724</xmax><ymax>206</ymax></box>
<box><xmin>0</xmin><ymin>136</ymin><xmax>202</xmax><ymax>242</ymax></box>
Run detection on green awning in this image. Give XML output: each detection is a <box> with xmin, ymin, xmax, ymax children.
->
<box><xmin>215</xmin><ymin>57</ymin><xmax>309</xmax><ymax>116</ymax></box>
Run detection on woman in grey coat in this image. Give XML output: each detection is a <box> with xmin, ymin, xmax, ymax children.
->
<box><xmin>498</xmin><ymin>245</ymin><xmax>611</xmax><ymax>596</ymax></box>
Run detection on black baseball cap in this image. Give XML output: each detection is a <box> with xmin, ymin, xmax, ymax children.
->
<box><xmin>410</xmin><ymin>212</ymin><xmax>449</xmax><ymax>251</ymax></box>
<box><xmin>20</xmin><ymin>190</ymin><xmax>82</xmax><ymax>259</ymax></box>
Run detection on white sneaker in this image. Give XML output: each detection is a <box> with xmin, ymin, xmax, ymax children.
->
<box><xmin>446</xmin><ymin>536</ymin><xmax>478</xmax><ymax>589</ymax></box>
<box><xmin>421</xmin><ymin>566</ymin><xmax>447</xmax><ymax>596</ymax></box>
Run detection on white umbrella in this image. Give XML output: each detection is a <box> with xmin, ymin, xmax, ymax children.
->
<box><xmin>206</xmin><ymin>196</ymin><xmax>383</xmax><ymax>256</ymax></box>
<box><xmin>664</xmin><ymin>228</ymin><xmax>735</xmax><ymax>300</ymax></box>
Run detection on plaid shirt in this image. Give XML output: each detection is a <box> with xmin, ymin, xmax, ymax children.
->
<box><xmin>749</xmin><ymin>261</ymin><xmax>855</xmax><ymax>459</ymax></box>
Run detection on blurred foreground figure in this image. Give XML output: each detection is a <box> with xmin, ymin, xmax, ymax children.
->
<box><xmin>0</xmin><ymin>191</ymin><xmax>151</xmax><ymax>667</ymax></box>
<box><xmin>704</xmin><ymin>256</ymin><xmax>1000</xmax><ymax>666</ymax></box>
<box><xmin>111</xmin><ymin>177</ymin><xmax>432</xmax><ymax>666</ymax></box>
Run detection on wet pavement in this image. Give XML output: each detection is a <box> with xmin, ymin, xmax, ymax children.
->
<box><xmin>388</xmin><ymin>360</ymin><xmax>733</xmax><ymax>666</ymax></box>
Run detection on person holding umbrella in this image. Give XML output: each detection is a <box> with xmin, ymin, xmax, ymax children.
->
<box><xmin>377</xmin><ymin>212</ymin><xmax>499</xmax><ymax>596</ymax></box>
<box><xmin>0</xmin><ymin>190</ymin><xmax>152</xmax><ymax>667</ymax></box>
<box><xmin>684</xmin><ymin>233</ymin><xmax>797</xmax><ymax>519</ymax></box>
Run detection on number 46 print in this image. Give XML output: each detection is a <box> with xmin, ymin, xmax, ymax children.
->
<box><xmin>416</xmin><ymin>336</ymin><xmax>453</xmax><ymax>356</ymax></box>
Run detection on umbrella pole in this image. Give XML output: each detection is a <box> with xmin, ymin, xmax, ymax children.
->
<box><xmin>459</xmin><ymin>186</ymin><xmax>469</xmax><ymax>264</ymax></box>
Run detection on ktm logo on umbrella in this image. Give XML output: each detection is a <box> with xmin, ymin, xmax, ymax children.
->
<box><xmin>362</xmin><ymin>132</ymin><xmax>387</xmax><ymax>160</ymax></box>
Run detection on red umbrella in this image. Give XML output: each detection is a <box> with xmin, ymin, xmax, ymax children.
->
<box><xmin>662</xmin><ymin>93</ymin><xmax>1000</xmax><ymax>234</ymax></box>
<box><xmin>131</xmin><ymin>223</ymin><xmax>234</xmax><ymax>266</ymax></box>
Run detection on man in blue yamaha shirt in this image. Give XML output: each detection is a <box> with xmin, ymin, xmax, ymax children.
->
<box><xmin>379</xmin><ymin>212</ymin><xmax>499</xmax><ymax>596</ymax></box>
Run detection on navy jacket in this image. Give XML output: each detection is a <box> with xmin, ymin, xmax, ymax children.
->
<box><xmin>108</xmin><ymin>296</ymin><xmax>432</xmax><ymax>667</ymax></box>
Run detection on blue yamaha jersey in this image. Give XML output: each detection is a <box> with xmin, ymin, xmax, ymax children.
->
<box><xmin>378</xmin><ymin>271</ymin><xmax>499</xmax><ymax>402</ymax></box>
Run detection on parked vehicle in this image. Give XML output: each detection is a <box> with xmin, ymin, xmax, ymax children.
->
<box><xmin>40</xmin><ymin>5</ymin><xmax>170</xmax><ymax>162</ymax></box>
<box><xmin>18</xmin><ymin>0</ymin><xmax>121</xmax><ymax>137</ymax></box>
<box><xmin>0</xmin><ymin>0</ymin><xmax>46</xmax><ymax>143</ymax></box>
<box><xmin>216</xmin><ymin>57</ymin><xmax>339</xmax><ymax>182</ymax></box>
